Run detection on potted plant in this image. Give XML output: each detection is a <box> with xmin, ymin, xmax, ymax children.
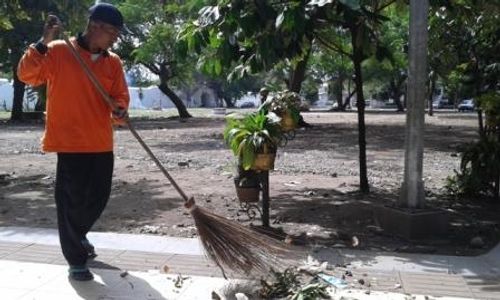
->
<box><xmin>234</xmin><ymin>169</ymin><xmax>260</xmax><ymax>203</ymax></box>
<box><xmin>224</xmin><ymin>110</ymin><xmax>282</xmax><ymax>170</ymax></box>
<box><xmin>260</xmin><ymin>90</ymin><xmax>302</xmax><ymax>131</ymax></box>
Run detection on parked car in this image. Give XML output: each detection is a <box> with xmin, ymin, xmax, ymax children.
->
<box><xmin>458</xmin><ymin>99</ymin><xmax>474</xmax><ymax>112</ymax></box>
<box><xmin>239</xmin><ymin>102</ymin><xmax>256</xmax><ymax>108</ymax></box>
<box><xmin>433</xmin><ymin>99</ymin><xmax>454</xmax><ymax>109</ymax></box>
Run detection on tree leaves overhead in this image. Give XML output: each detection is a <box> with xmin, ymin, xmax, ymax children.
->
<box><xmin>339</xmin><ymin>0</ymin><xmax>360</xmax><ymax>10</ymax></box>
<box><xmin>0</xmin><ymin>0</ymin><xmax>91</xmax><ymax>75</ymax></box>
<box><xmin>179</xmin><ymin>0</ymin><xmax>399</xmax><ymax>83</ymax></box>
<box><xmin>179</xmin><ymin>0</ymin><xmax>316</xmax><ymax>80</ymax></box>
<box><xmin>428</xmin><ymin>0</ymin><xmax>499</xmax><ymax>99</ymax></box>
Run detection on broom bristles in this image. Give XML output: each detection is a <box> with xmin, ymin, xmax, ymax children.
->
<box><xmin>190</xmin><ymin>204</ymin><xmax>292</xmax><ymax>276</ymax></box>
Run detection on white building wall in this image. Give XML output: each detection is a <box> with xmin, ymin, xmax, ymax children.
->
<box><xmin>0</xmin><ymin>80</ymin><xmax>221</xmax><ymax>111</ymax></box>
<box><xmin>0</xmin><ymin>79</ymin><xmax>13</xmax><ymax>110</ymax></box>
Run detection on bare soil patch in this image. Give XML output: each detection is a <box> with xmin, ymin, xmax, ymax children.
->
<box><xmin>1</xmin><ymin>110</ymin><xmax>498</xmax><ymax>256</ymax></box>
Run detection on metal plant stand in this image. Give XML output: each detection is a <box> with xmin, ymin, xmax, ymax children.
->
<box><xmin>239</xmin><ymin>199</ymin><xmax>261</xmax><ymax>221</ymax></box>
<box><xmin>237</xmin><ymin>171</ymin><xmax>270</xmax><ymax>227</ymax></box>
<box><xmin>259</xmin><ymin>171</ymin><xmax>270</xmax><ymax>227</ymax></box>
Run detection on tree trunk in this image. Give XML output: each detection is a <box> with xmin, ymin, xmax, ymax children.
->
<box><xmin>390</xmin><ymin>80</ymin><xmax>405</xmax><ymax>112</ymax></box>
<box><xmin>478</xmin><ymin>110</ymin><xmax>485</xmax><ymax>137</ymax></box>
<box><xmin>496</xmin><ymin>129</ymin><xmax>500</xmax><ymax>203</ymax></box>
<box><xmin>158</xmin><ymin>83</ymin><xmax>192</xmax><ymax>118</ymax></box>
<box><xmin>403</xmin><ymin>84</ymin><xmax>407</xmax><ymax>109</ymax></box>
<box><xmin>34</xmin><ymin>85</ymin><xmax>47</xmax><ymax>112</ymax></box>
<box><xmin>333</xmin><ymin>75</ymin><xmax>345</xmax><ymax>110</ymax></box>
<box><xmin>390</xmin><ymin>75</ymin><xmax>407</xmax><ymax>112</ymax></box>
<box><xmin>223</xmin><ymin>96</ymin><xmax>234</xmax><ymax>108</ymax></box>
<box><xmin>343</xmin><ymin>90</ymin><xmax>356</xmax><ymax>110</ymax></box>
<box><xmin>394</xmin><ymin>92</ymin><xmax>404</xmax><ymax>112</ymax></box>
<box><xmin>10</xmin><ymin>62</ymin><xmax>25</xmax><ymax>122</ymax></box>
<box><xmin>398</xmin><ymin>0</ymin><xmax>428</xmax><ymax>209</ymax></box>
<box><xmin>288</xmin><ymin>48</ymin><xmax>311</xmax><ymax>93</ymax></box>
<box><xmin>428</xmin><ymin>71</ymin><xmax>436</xmax><ymax>116</ymax></box>
<box><xmin>351</xmin><ymin>28</ymin><xmax>369</xmax><ymax>194</ymax></box>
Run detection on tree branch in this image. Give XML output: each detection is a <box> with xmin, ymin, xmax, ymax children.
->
<box><xmin>315</xmin><ymin>35</ymin><xmax>353</xmax><ymax>59</ymax></box>
<box><xmin>143</xmin><ymin>62</ymin><xmax>160</xmax><ymax>75</ymax></box>
<box><xmin>376</xmin><ymin>0</ymin><xmax>398</xmax><ymax>13</ymax></box>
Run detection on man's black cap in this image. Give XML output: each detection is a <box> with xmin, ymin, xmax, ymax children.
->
<box><xmin>88</xmin><ymin>2</ymin><xmax>130</xmax><ymax>34</ymax></box>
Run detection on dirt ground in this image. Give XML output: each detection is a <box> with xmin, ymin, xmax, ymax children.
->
<box><xmin>1</xmin><ymin>109</ymin><xmax>499</xmax><ymax>256</ymax></box>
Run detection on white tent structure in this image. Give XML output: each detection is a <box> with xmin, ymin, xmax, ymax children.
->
<box><xmin>0</xmin><ymin>79</ymin><xmax>220</xmax><ymax>111</ymax></box>
<box><xmin>0</xmin><ymin>79</ymin><xmax>13</xmax><ymax>111</ymax></box>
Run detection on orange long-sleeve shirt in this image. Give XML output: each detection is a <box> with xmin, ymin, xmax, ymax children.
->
<box><xmin>17</xmin><ymin>37</ymin><xmax>130</xmax><ymax>153</ymax></box>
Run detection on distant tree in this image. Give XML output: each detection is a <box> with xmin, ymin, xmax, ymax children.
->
<box><xmin>115</xmin><ymin>0</ymin><xmax>204</xmax><ymax>118</ymax></box>
<box><xmin>180</xmin><ymin>0</ymin><xmax>399</xmax><ymax>193</ymax></box>
<box><xmin>310</xmin><ymin>47</ymin><xmax>354</xmax><ymax>110</ymax></box>
<box><xmin>363</xmin><ymin>6</ymin><xmax>408</xmax><ymax>112</ymax></box>
<box><xmin>0</xmin><ymin>0</ymin><xmax>91</xmax><ymax>121</ymax></box>
<box><xmin>429</xmin><ymin>0</ymin><xmax>499</xmax><ymax>128</ymax></box>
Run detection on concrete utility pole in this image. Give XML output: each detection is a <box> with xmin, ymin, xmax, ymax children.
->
<box><xmin>398</xmin><ymin>0</ymin><xmax>429</xmax><ymax>209</ymax></box>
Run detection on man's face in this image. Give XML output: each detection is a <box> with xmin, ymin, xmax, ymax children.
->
<box><xmin>92</xmin><ymin>21</ymin><xmax>120</xmax><ymax>49</ymax></box>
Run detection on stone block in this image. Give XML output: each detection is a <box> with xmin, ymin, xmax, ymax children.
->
<box><xmin>374</xmin><ymin>205</ymin><xmax>449</xmax><ymax>239</ymax></box>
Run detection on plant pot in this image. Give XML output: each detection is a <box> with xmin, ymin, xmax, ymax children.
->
<box><xmin>280</xmin><ymin>111</ymin><xmax>296</xmax><ymax>131</ymax></box>
<box><xmin>235</xmin><ymin>186</ymin><xmax>260</xmax><ymax>203</ymax></box>
<box><xmin>251</xmin><ymin>152</ymin><xmax>276</xmax><ymax>171</ymax></box>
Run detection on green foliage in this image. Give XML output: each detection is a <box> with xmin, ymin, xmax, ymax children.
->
<box><xmin>0</xmin><ymin>1</ymin><xmax>27</xmax><ymax>31</ymax></box>
<box><xmin>291</xmin><ymin>283</ymin><xmax>330</xmax><ymax>300</ymax></box>
<box><xmin>0</xmin><ymin>0</ymin><xmax>91</xmax><ymax>71</ymax></box>
<box><xmin>259</xmin><ymin>268</ymin><xmax>329</xmax><ymax>300</ymax></box>
<box><xmin>428</xmin><ymin>1</ymin><xmax>499</xmax><ymax>102</ymax></box>
<box><xmin>117</xmin><ymin>0</ymin><xmax>197</xmax><ymax>87</ymax></box>
<box><xmin>259</xmin><ymin>268</ymin><xmax>300</xmax><ymax>299</ymax></box>
<box><xmin>476</xmin><ymin>92</ymin><xmax>500</xmax><ymax>128</ymax></box>
<box><xmin>261</xmin><ymin>90</ymin><xmax>302</xmax><ymax>124</ymax></box>
<box><xmin>223</xmin><ymin>110</ymin><xmax>282</xmax><ymax>170</ymax></box>
<box><xmin>446</xmin><ymin>134</ymin><xmax>500</xmax><ymax>199</ymax></box>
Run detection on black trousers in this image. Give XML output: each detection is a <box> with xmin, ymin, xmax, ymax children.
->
<box><xmin>55</xmin><ymin>152</ymin><xmax>114</xmax><ymax>266</ymax></box>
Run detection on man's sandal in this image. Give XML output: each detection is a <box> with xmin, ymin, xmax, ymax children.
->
<box><xmin>68</xmin><ymin>266</ymin><xmax>94</xmax><ymax>281</ymax></box>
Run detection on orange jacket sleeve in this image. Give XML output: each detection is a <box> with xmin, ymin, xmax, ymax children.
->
<box><xmin>17</xmin><ymin>44</ymin><xmax>57</xmax><ymax>86</ymax></box>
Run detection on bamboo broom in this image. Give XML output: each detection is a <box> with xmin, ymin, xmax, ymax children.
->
<box><xmin>60</xmin><ymin>32</ymin><xmax>290</xmax><ymax>277</ymax></box>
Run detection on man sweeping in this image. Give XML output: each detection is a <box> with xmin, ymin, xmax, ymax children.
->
<box><xmin>17</xmin><ymin>2</ymin><xmax>130</xmax><ymax>281</ymax></box>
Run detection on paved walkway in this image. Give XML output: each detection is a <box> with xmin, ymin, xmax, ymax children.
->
<box><xmin>0</xmin><ymin>226</ymin><xmax>499</xmax><ymax>299</ymax></box>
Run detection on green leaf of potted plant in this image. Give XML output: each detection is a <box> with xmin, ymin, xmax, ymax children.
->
<box><xmin>224</xmin><ymin>110</ymin><xmax>282</xmax><ymax>170</ymax></box>
<box><xmin>259</xmin><ymin>90</ymin><xmax>301</xmax><ymax>131</ymax></box>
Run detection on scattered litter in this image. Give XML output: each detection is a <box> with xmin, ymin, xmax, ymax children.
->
<box><xmin>358</xmin><ymin>278</ymin><xmax>365</xmax><ymax>285</ymax></box>
<box><xmin>177</xmin><ymin>161</ymin><xmax>189</xmax><ymax>167</ymax></box>
<box><xmin>304</xmin><ymin>190</ymin><xmax>316</xmax><ymax>196</ymax></box>
<box><xmin>394</xmin><ymin>283</ymin><xmax>402</xmax><ymax>289</ymax></box>
<box><xmin>120</xmin><ymin>271</ymin><xmax>128</xmax><ymax>278</ymax></box>
<box><xmin>235</xmin><ymin>292</ymin><xmax>249</xmax><ymax>300</ymax></box>
<box><xmin>297</xmin><ymin>256</ymin><xmax>329</xmax><ymax>274</ymax></box>
<box><xmin>174</xmin><ymin>274</ymin><xmax>190</xmax><ymax>289</ymax></box>
<box><xmin>352</xmin><ymin>236</ymin><xmax>359</xmax><ymax>247</ymax></box>
<box><xmin>140</xmin><ymin>225</ymin><xmax>160</xmax><ymax>234</ymax></box>
<box><xmin>318</xmin><ymin>273</ymin><xmax>348</xmax><ymax>289</ymax></box>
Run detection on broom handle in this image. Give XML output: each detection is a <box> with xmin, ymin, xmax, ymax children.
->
<box><xmin>61</xmin><ymin>33</ymin><xmax>190</xmax><ymax>203</ymax></box>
